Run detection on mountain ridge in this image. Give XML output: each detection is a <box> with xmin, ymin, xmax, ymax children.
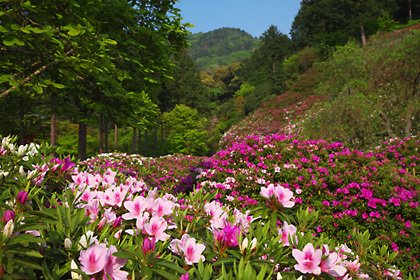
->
<box><xmin>188</xmin><ymin>27</ymin><xmax>259</xmax><ymax>69</ymax></box>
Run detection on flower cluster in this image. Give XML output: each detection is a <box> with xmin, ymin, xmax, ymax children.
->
<box><xmin>0</xmin><ymin>135</ymin><xmax>413</xmax><ymax>279</ymax></box>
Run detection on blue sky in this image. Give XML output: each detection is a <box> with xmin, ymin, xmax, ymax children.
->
<box><xmin>175</xmin><ymin>0</ymin><xmax>301</xmax><ymax>38</ymax></box>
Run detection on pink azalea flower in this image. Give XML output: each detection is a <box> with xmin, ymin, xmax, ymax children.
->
<box><xmin>79</xmin><ymin>244</ymin><xmax>108</xmax><ymax>275</ymax></box>
<box><xmin>274</xmin><ymin>186</ymin><xmax>295</xmax><ymax>208</ymax></box>
<box><xmin>260</xmin><ymin>184</ymin><xmax>295</xmax><ymax>208</ymax></box>
<box><xmin>320</xmin><ymin>245</ymin><xmax>347</xmax><ymax>277</ymax></box>
<box><xmin>292</xmin><ymin>243</ymin><xmax>322</xmax><ymax>275</ymax></box>
<box><xmin>122</xmin><ymin>196</ymin><xmax>148</xmax><ymax>220</ymax></box>
<box><xmin>170</xmin><ymin>234</ymin><xmax>205</xmax><ymax>265</ymax></box>
<box><xmin>152</xmin><ymin>198</ymin><xmax>175</xmax><ymax>217</ymax></box>
<box><xmin>103</xmin><ymin>187</ymin><xmax>127</xmax><ymax>207</ymax></box>
<box><xmin>204</xmin><ymin>201</ymin><xmax>228</xmax><ymax>229</ymax></box>
<box><xmin>78</xmin><ymin>188</ymin><xmax>97</xmax><ymax>204</ymax></box>
<box><xmin>102</xmin><ymin>169</ymin><xmax>117</xmax><ymax>186</ymax></box>
<box><xmin>144</xmin><ymin>216</ymin><xmax>170</xmax><ymax>241</ymax></box>
<box><xmin>278</xmin><ymin>221</ymin><xmax>297</xmax><ymax>246</ymax></box>
<box><xmin>102</xmin><ymin>245</ymin><xmax>128</xmax><ymax>280</ymax></box>
<box><xmin>260</xmin><ymin>184</ymin><xmax>275</xmax><ymax>199</ymax></box>
<box><xmin>136</xmin><ymin>212</ymin><xmax>150</xmax><ymax>231</ymax></box>
<box><xmin>233</xmin><ymin>209</ymin><xmax>254</xmax><ymax>232</ymax></box>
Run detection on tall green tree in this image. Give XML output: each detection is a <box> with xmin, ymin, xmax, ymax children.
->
<box><xmin>0</xmin><ymin>0</ymin><xmax>188</xmax><ymax>159</ymax></box>
<box><xmin>158</xmin><ymin>49</ymin><xmax>210</xmax><ymax>113</ymax></box>
<box><xmin>290</xmin><ymin>0</ymin><xmax>394</xmax><ymax>49</ymax></box>
<box><xmin>241</xmin><ymin>25</ymin><xmax>291</xmax><ymax>95</ymax></box>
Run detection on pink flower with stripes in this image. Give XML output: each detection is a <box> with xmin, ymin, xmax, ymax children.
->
<box><xmin>292</xmin><ymin>243</ymin><xmax>322</xmax><ymax>275</ymax></box>
<box><xmin>170</xmin><ymin>234</ymin><xmax>205</xmax><ymax>265</ymax></box>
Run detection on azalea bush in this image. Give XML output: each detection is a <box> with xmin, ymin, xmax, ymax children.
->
<box><xmin>0</xmin><ymin>135</ymin><xmax>418</xmax><ymax>279</ymax></box>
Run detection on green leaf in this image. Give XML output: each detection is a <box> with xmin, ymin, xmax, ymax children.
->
<box><xmin>6</xmin><ymin>234</ymin><xmax>44</xmax><ymax>246</ymax></box>
<box><xmin>3</xmin><ymin>37</ymin><xmax>25</xmax><ymax>46</ymax></box>
<box><xmin>154</xmin><ymin>259</ymin><xmax>186</xmax><ymax>274</ymax></box>
<box><xmin>51</xmin><ymin>82</ymin><xmax>65</xmax><ymax>89</ymax></box>
<box><xmin>10</xmin><ymin>24</ymin><xmax>20</xmax><ymax>31</ymax></box>
<box><xmin>28</xmin><ymin>26</ymin><xmax>45</xmax><ymax>34</ymax></box>
<box><xmin>113</xmin><ymin>250</ymin><xmax>138</xmax><ymax>261</ymax></box>
<box><xmin>34</xmin><ymin>85</ymin><xmax>43</xmax><ymax>94</ymax></box>
<box><xmin>7</xmin><ymin>249</ymin><xmax>43</xmax><ymax>258</ymax></box>
<box><xmin>0</xmin><ymin>25</ymin><xmax>8</xmax><ymax>33</ymax></box>
<box><xmin>14</xmin><ymin>258</ymin><xmax>43</xmax><ymax>271</ymax></box>
<box><xmin>103</xmin><ymin>38</ymin><xmax>117</xmax><ymax>45</ymax></box>
<box><xmin>68</xmin><ymin>28</ymin><xmax>80</xmax><ymax>37</ymax></box>
<box><xmin>151</xmin><ymin>268</ymin><xmax>179</xmax><ymax>280</ymax></box>
<box><xmin>0</xmin><ymin>74</ymin><xmax>13</xmax><ymax>83</ymax></box>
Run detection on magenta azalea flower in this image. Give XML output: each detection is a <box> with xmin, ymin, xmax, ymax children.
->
<box><xmin>213</xmin><ymin>223</ymin><xmax>241</xmax><ymax>247</ymax></box>
<box><xmin>292</xmin><ymin>243</ymin><xmax>322</xmax><ymax>275</ymax></box>
<box><xmin>2</xmin><ymin>210</ymin><xmax>15</xmax><ymax>223</ymax></box>
<box><xmin>79</xmin><ymin>243</ymin><xmax>108</xmax><ymax>275</ymax></box>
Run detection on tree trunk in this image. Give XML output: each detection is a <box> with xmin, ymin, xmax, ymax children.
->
<box><xmin>78</xmin><ymin>122</ymin><xmax>87</xmax><ymax>160</ymax></box>
<box><xmin>154</xmin><ymin>126</ymin><xmax>158</xmax><ymax>157</ymax></box>
<box><xmin>379</xmin><ymin>111</ymin><xmax>395</xmax><ymax>138</ymax></box>
<box><xmin>50</xmin><ymin>92</ymin><xmax>57</xmax><ymax>146</ymax></box>
<box><xmin>409</xmin><ymin>0</ymin><xmax>412</xmax><ymax>21</ymax></box>
<box><xmin>99</xmin><ymin>114</ymin><xmax>104</xmax><ymax>154</ymax></box>
<box><xmin>144</xmin><ymin>130</ymin><xmax>148</xmax><ymax>156</ymax></box>
<box><xmin>19</xmin><ymin>108</ymin><xmax>25</xmax><ymax>145</ymax></box>
<box><xmin>114</xmin><ymin>124</ymin><xmax>118</xmax><ymax>150</ymax></box>
<box><xmin>360</xmin><ymin>24</ymin><xmax>367</xmax><ymax>47</ymax></box>
<box><xmin>104</xmin><ymin>118</ymin><xmax>108</xmax><ymax>152</ymax></box>
<box><xmin>131</xmin><ymin>127</ymin><xmax>137</xmax><ymax>154</ymax></box>
<box><xmin>50</xmin><ymin>113</ymin><xmax>57</xmax><ymax>146</ymax></box>
<box><xmin>138</xmin><ymin>129</ymin><xmax>142</xmax><ymax>154</ymax></box>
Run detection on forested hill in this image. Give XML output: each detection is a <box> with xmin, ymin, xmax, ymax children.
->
<box><xmin>189</xmin><ymin>27</ymin><xmax>258</xmax><ymax>69</ymax></box>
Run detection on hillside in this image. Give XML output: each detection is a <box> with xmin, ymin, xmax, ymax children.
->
<box><xmin>220</xmin><ymin>24</ymin><xmax>420</xmax><ymax>149</ymax></box>
<box><xmin>189</xmin><ymin>27</ymin><xmax>259</xmax><ymax>69</ymax></box>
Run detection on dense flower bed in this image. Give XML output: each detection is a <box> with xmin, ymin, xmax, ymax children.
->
<box><xmin>0</xmin><ymin>135</ymin><xmax>418</xmax><ymax>279</ymax></box>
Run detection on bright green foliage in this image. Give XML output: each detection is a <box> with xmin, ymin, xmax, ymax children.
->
<box><xmin>162</xmin><ymin>104</ymin><xmax>209</xmax><ymax>155</ymax></box>
<box><xmin>302</xmin><ymin>29</ymin><xmax>420</xmax><ymax>148</ymax></box>
<box><xmin>234</xmin><ymin>83</ymin><xmax>255</xmax><ymax>97</ymax></box>
<box><xmin>284</xmin><ymin>47</ymin><xmax>320</xmax><ymax>87</ymax></box>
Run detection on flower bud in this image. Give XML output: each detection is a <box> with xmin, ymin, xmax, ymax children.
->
<box><xmin>17</xmin><ymin>190</ymin><xmax>29</xmax><ymax>205</ymax></box>
<box><xmin>112</xmin><ymin>216</ymin><xmax>122</xmax><ymax>228</ymax></box>
<box><xmin>17</xmin><ymin>145</ymin><xmax>26</xmax><ymax>157</ymax></box>
<box><xmin>250</xmin><ymin>237</ymin><xmax>257</xmax><ymax>251</ymax></box>
<box><xmin>3</xmin><ymin>220</ymin><xmax>14</xmax><ymax>237</ymax></box>
<box><xmin>2</xmin><ymin>210</ymin><xmax>15</xmax><ymax>223</ymax></box>
<box><xmin>142</xmin><ymin>237</ymin><xmax>156</xmax><ymax>254</ymax></box>
<box><xmin>70</xmin><ymin>260</ymin><xmax>81</xmax><ymax>280</ymax></box>
<box><xmin>64</xmin><ymin>238</ymin><xmax>72</xmax><ymax>249</ymax></box>
<box><xmin>240</xmin><ymin>237</ymin><xmax>249</xmax><ymax>254</ymax></box>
